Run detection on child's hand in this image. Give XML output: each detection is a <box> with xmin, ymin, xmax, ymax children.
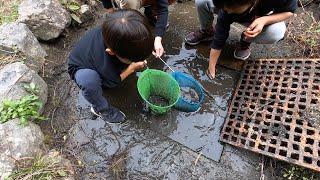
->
<box><xmin>207</xmin><ymin>48</ymin><xmax>221</xmax><ymax>80</ymax></box>
<box><xmin>129</xmin><ymin>60</ymin><xmax>147</xmax><ymax>72</ymax></box>
<box><xmin>244</xmin><ymin>17</ymin><xmax>267</xmax><ymax>39</ymax></box>
<box><xmin>154</xmin><ymin>37</ymin><xmax>164</xmax><ymax>58</ymax></box>
<box><xmin>207</xmin><ymin>64</ymin><xmax>216</xmax><ymax>80</ymax></box>
<box><xmin>121</xmin><ymin>60</ymin><xmax>147</xmax><ymax>81</ymax></box>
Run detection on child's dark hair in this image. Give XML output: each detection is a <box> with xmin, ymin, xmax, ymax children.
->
<box><xmin>214</xmin><ymin>0</ymin><xmax>256</xmax><ymax>9</ymax></box>
<box><xmin>102</xmin><ymin>9</ymin><xmax>154</xmax><ymax>62</ymax></box>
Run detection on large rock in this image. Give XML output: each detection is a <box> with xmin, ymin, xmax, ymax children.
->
<box><xmin>0</xmin><ymin>119</ymin><xmax>44</xmax><ymax>178</ymax></box>
<box><xmin>0</xmin><ymin>22</ymin><xmax>47</xmax><ymax>59</ymax></box>
<box><xmin>18</xmin><ymin>0</ymin><xmax>71</xmax><ymax>40</ymax></box>
<box><xmin>0</xmin><ymin>62</ymin><xmax>48</xmax><ymax>113</ymax></box>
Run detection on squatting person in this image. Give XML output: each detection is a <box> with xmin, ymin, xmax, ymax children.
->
<box><xmin>185</xmin><ymin>0</ymin><xmax>297</xmax><ymax>79</ymax></box>
<box><xmin>68</xmin><ymin>9</ymin><xmax>153</xmax><ymax>123</ymax></box>
<box><xmin>101</xmin><ymin>0</ymin><xmax>175</xmax><ymax>58</ymax></box>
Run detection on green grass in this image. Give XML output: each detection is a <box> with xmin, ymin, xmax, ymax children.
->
<box><xmin>287</xmin><ymin>11</ymin><xmax>320</xmax><ymax>57</ymax></box>
<box><xmin>0</xmin><ymin>0</ymin><xmax>20</xmax><ymax>25</ymax></box>
<box><xmin>5</xmin><ymin>155</ymin><xmax>71</xmax><ymax>180</ymax></box>
<box><xmin>283</xmin><ymin>165</ymin><xmax>318</xmax><ymax>180</ymax></box>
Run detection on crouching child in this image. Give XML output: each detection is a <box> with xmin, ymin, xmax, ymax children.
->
<box><xmin>68</xmin><ymin>9</ymin><xmax>154</xmax><ymax>123</ymax></box>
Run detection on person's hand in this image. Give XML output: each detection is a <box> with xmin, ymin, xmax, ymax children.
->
<box><xmin>243</xmin><ymin>17</ymin><xmax>267</xmax><ymax>39</ymax></box>
<box><xmin>207</xmin><ymin>49</ymin><xmax>221</xmax><ymax>80</ymax></box>
<box><xmin>153</xmin><ymin>36</ymin><xmax>164</xmax><ymax>58</ymax></box>
<box><xmin>129</xmin><ymin>60</ymin><xmax>147</xmax><ymax>72</ymax></box>
<box><xmin>207</xmin><ymin>64</ymin><xmax>216</xmax><ymax>80</ymax></box>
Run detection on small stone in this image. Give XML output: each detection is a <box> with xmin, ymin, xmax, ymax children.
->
<box><xmin>80</xmin><ymin>4</ymin><xmax>90</xmax><ymax>14</ymax></box>
<box><xmin>80</xmin><ymin>5</ymin><xmax>94</xmax><ymax>25</ymax></box>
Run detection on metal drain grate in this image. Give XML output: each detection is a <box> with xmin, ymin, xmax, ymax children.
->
<box><xmin>220</xmin><ymin>59</ymin><xmax>320</xmax><ymax>171</ymax></box>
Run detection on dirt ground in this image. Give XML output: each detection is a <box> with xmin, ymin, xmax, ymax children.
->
<box><xmin>37</xmin><ymin>1</ymin><xmax>320</xmax><ymax>179</ymax></box>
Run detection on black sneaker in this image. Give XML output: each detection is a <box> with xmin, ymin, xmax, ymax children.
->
<box><xmin>185</xmin><ymin>28</ymin><xmax>215</xmax><ymax>46</ymax></box>
<box><xmin>234</xmin><ymin>32</ymin><xmax>251</xmax><ymax>60</ymax></box>
<box><xmin>90</xmin><ymin>106</ymin><xmax>126</xmax><ymax>124</ymax></box>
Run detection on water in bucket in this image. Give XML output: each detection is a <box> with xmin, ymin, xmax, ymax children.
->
<box><xmin>137</xmin><ymin>69</ymin><xmax>180</xmax><ymax>115</ymax></box>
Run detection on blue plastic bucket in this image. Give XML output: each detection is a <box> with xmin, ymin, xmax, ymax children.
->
<box><xmin>171</xmin><ymin>72</ymin><xmax>205</xmax><ymax>112</ymax></box>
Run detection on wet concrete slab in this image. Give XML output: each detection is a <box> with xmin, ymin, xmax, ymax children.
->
<box><xmin>67</xmin><ymin>116</ymin><xmax>265</xmax><ymax>179</ymax></box>
<box><xmin>146</xmin><ymin>44</ymin><xmax>239</xmax><ymax>162</ymax></box>
<box><xmin>68</xmin><ymin>90</ymin><xmax>266</xmax><ymax>179</ymax></box>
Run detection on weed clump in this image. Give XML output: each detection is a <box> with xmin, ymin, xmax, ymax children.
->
<box><xmin>0</xmin><ymin>83</ymin><xmax>46</xmax><ymax>126</ymax></box>
<box><xmin>0</xmin><ymin>0</ymin><xmax>19</xmax><ymax>25</ymax></box>
<box><xmin>286</xmin><ymin>6</ymin><xmax>320</xmax><ymax>57</ymax></box>
<box><xmin>5</xmin><ymin>152</ymin><xmax>73</xmax><ymax>180</ymax></box>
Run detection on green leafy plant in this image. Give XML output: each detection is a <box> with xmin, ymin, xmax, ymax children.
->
<box><xmin>0</xmin><ymin>83</ymin><xmax>46</xmax><ymax>126</ymax></box>
<box><xmin>283</xmin><ymin>166</ymin><xmax>297</xmax><ymax>180</ymax></box>
<box><xmin>60</xmin><ymin>0</ymin><xmax>82</xmax><ymax>24</ymax></box>
<box><xmin>283</xmin><ymin>165</ymin><xmax>317</xmax><ymax>180</ymax></box>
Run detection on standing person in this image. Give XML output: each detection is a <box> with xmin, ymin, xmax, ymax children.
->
<box><xmin>68</xmin><ymin>9</ymin><xmax>153</xmax><ymax>123</ymax></box>
<box><xmin>185</xmin><ymin>0</ymin><xmax>297</xmax><ymax>79</ymax></box>
<box><xmin>101</xmin><ymin>0</ymin><xmax>175</xmax><ymax>58</ymax></box>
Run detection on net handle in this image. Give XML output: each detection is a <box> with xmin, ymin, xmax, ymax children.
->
<box><xmin>159</xmin><ymin>57</ymin><xmax>175</xmax><ymax>72</ymax></box>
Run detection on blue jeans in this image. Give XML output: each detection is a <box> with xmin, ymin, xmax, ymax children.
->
<box><xmin>75</xmin><ymin>69</ymin><xmax>109</xmax><ymax>112</ymax></box>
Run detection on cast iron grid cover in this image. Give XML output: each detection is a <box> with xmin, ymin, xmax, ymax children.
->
<box><xmin>220</xmin><ymin>59</ymin><xmax>320</xmax><ymax>171</ymax></box>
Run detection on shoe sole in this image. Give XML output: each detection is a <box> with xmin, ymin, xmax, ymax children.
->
<box><xmin>233</xmin><ymin>50</ymin><xmax>251</xmax><ymax>61</ymax></box>
<box><xmin>184</xmin><ymin>37</ymin><xmax>214</xmax><ymax>46</ymax></box>
<box><xmin>90</xmin><ymin>107</ymin><xmax>126</xmax><ymax>124</ymax></box>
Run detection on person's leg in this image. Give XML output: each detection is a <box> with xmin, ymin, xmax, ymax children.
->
<box><xmin>75</xmin><ymin>69</ymin><xmax>126</xmax><ymax>123</ymax></box>
<box><xmin>144</xmin><ymin>6</ymin><xmax>169</xmax><ymax>31</ymax></box>
<box><xmin>196</xmin><ymin>0</ymin><xmax>215</xmax><ymax>31</ymax></box>
<box><xmin>75</xmin><ymin>69</ymin><xmax>109</xmax><ymax>112</ymax></box>
<box><xmin>234</xmin><ymin>21</ymin><xmax>286</xmax><ymax>60</ymax></box>
<box><xmin>144</xmin><ymin>5</ymin><xmax>157</xmax><ymax>26</ymax></box>
<box><xmin>253</xmin><ymin>21</ymin><xmax>286</xmax><ymax>44</ymax></box>
<box><xmin>185</xmin><ymin>0</ymin><xmax>215</xmax><ymax>45</ymax></box>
